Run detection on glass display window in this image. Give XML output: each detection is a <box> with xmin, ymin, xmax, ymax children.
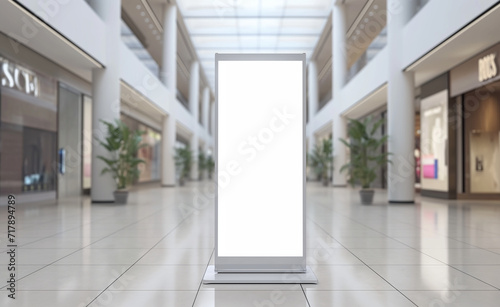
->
<box><xmin>464</xmin><ymin>81</ymin><xmax>500</xmax><ymax>193</ymax></box>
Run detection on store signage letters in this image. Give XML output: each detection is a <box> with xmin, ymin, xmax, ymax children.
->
<box><xmin>478</xmin><ymin>53</ymin><xmax>497</xmax><ymax>82</ymax></box>
<box><xmin>0</xmin><ymin>58</ymin><xmax>39</xmax><ymax>97</ymax></box>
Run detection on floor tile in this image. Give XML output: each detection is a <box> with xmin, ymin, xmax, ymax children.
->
<box><xmin>304</xmin><ymin>290</ymin><xmax>415</xmax><ymax>307</ymax></box>
<box><xmin>194</xmin><ymin>290</ymin><xmax>308</xmax><ymax>307</ymax></box>
<box><xmin>393</xmin><ymin>236</ymin><xmax>476</xmax><ymax>249</ymax></box>
<box><xmin>54</xmin><ymin>248</ymin><xmax>149</xmax><ymax>265</ymax></box>
<box><xmin>420</xmin><ymin>248</ymin><xmax>500</xmax><ymax>265</ymax></box>
<box><xmin>200</xmin><ymin>282</ymin><xmax>302</xmax><ymax>292</ymax></box>
<box><xmin>155</xmin><ymin>235</ymin><xmax>215</xmax><ymax>249</ymax></box>
<box><xmin>16</xmin><ymin>248</ymin><xmax>78</xmax><ymax>265</ymax></box>
<box><xmin>0</xmin><ymin>290</ymin><xmax>100</xmax><ymax>307</ymax></box>
<box><xmin>306</xmin><ymin>234</ymin><xmax>343</xmax><ymax>249</ymax></box>
<box><xmin>302</xmin><ymin>265</ymin><xmax>393</xmax><ymax>291</ymax></box>
<box><xmin>371</xmin><ymin>265</ymin><xmax>496</xmax><ymax>290</ymax></box>
<box><xmin>88</xmin><ymin>291</ymin><xmax>197</xmax><ymax>307</ymax></box>
<box><xmin>453</xmin><ymin>265</ymin><xmax>500</xmax><ymax>289</ymax></box>
<box><xmin>306</xmin><ymin>248</ymin><xmax>363</xmax><ymax>265</ymax></box>
<box><xmin>20</xmin><ymin>236</ymin><xmax>97</xmax><ymax>249</ymax></box>
<box><xmin>336</xmin><ymin>237</ymin><xmax>410</xmax><ymax>249</ymax></box>
<box><xmin>88</xmin><ymin>237</ymin><xmax>162</xmax><ymax>249</ymax></box>
<box><xmin>136</xmin><ymin>248</ymin><xmax>213</xmax><ymax>265</ymax></box>
<box><xmin>403</xmin><ymin>290</ymin><xmax>500</xmax><ymax>307</ymax></box>
<box><xmin>457</xmin><ymin>237</ymin><xmax>500</xmax><ymax>249</ymax></box>
<box><xmin>0</xmin><ymin>265</ymin><xmax>45</xmax><ymax>288</ymax></box>
<box><xmin>1</xmin><ymin>182</ymin><xmax>499</xmax><ymax>307</ymax></box>
<box><xmin>114</xmin><ymin>265</ymin><xmax>206</xmax><ymax>290</ymax></box>
<box><xmin>489</xmin><ymin>249</ymin><xmax>500</xmax><ymax>255</ymax></box>
<box><xmin>17</xmin><ymin>265</ymin><xmax>129</xmax><ymax>290</ymax></box>
<box><xmin>348</xmin><ymin>248</ymin><xmax>443</xmax><ymax>265</ymax></box>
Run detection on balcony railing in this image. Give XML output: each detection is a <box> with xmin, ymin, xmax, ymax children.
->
<box><xmin>347</xmin><ymin>26</ymin><xmax>387</xmax><ymax>82</ymax></box>
<box><xmin>121</xmin><ymin>20</ymin><xmax>159</xmax><ymax>77</ymax></box>
<box><xmin>176</xmin><ymin>90</ymin><xmax>189</xmax><ymax>110</ymax></box>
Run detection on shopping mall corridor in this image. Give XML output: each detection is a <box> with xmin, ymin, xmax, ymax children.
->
<box><xmin>1</xmin><ymin>182</ymin><xmax>500</xmax><ymax>306</ymax></box>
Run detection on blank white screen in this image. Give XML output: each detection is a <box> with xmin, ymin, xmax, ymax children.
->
<box><xmin>217</xmin><ymin>60</ymin><xmax>303</xmax><ymax>257</ymax></box>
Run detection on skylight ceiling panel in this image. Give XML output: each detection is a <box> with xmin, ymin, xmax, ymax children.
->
<box><xmin>178</xmin><ymin>0</ymin><xmax>237</xmax><ymax>17</ymax></box>
<box><xmin>276</xmin><ymin>35</ymin><xmax>318</xmax><ymax>49</ymax></box>
<box><xmin>279</xmin><ymin>18</ymin><xmax>326</xmax><ymax>35</ymax></box>
<box><xmin>192</xmin><ymin>35</ymin><xmax>240</xmax><ymax>49</ymax></box>
<box><xmin>237</xmin><ymin>18</ymin><xmax>260</xmax><ymax>34</ymax></box>
<box><xmin>186</xmin><ymin>18</ymin><xmax>238</xmax><ymax>35</ymax></box>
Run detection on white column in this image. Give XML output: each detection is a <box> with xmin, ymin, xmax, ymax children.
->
<box><xmin>89</xmin><ymin>0</ymin><xmax>121</xmax><ymax>202</ymax></box>
<box><xmin>160</xmin><ymin>4</ymin><xmax>177</xmax><ymax>186</ymax></box>
<box><xmin>161</xmin><ymin>115</ymin><xmax>176</xmax><ymax>186</ymax></box>
<box><xmin>200</xmin><ymin>87</ymin><xmax>209</xmax><ymax>180</ymax></box>
<box><xmin>307</xmin><ymin>61</ymin><xmax>319</xmax><ymax>122</ymax></box>
<box><xmin>202</xmin><ymin>87</ymin><xmax>210</xmax><ymax>129</ymax></box>
<box><xmin>211</xmin><ymin>100</ymin><xmax>215</xmax><ymax>137</ymax></box>
<box><xmin>332</xmin><ymin>2</ymin><xmax>348</xmax><ymax>187</ymax></box>
<box><xmin>307</xmin><ymin>136</ymin><xmax>316</xmax><ymax>180</ymax></box>
<box><xmin>387</xmin><ymin>0</ymin><xmax>417</xmax><ymax>203</ymax></box>
<box><xmin>189</xmin><ymin>61</ymin><xmax>200</xmax><ymax>180</ymax></box>
<box><xmin>162</xmin><ymin>4</ymin><xmax>177</xmax><ymax>92</ymax></box>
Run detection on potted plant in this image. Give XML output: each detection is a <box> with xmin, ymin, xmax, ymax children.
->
<box><xmin>96</xmin><ymin>119</ymin><xmax>145</xmax><ymax>204</ymax></box>
<box><xmin>308</xmin><ymin>139</ymin><xmax>333</xmax><ymax>186</ymax></box>
<box><xmin>206</xmin><ymin>155</ymin><xmax>215</xmax><ymax>180</ymax></box>
<box><xmin>174</xmin><ymin>146</ymin><xmax>193</xmax><ymax>186</ymax></box>
<box><xmin>198</xmin><ymin>151</ymin><xmax>206</xmax><ymax>180</ymax></box>
<box><xmin>339</xmin><ymin>117</ymin><xmax>391</xmax><ymax>205</ymax></box>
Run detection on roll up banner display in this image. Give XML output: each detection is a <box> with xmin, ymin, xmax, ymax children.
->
<box><xmin>203</xmin><ymin>54</ymin><xmax>317</xmax><ymax>283</ymax></box>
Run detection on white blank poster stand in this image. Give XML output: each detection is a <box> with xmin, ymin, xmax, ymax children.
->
<box><xmin>203</xmin><ymin>54</ymin><xmax>317</xmax><ymax>284</ymax></box>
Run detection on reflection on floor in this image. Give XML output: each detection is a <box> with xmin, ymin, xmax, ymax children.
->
<box><xmin>1</xmin><ymin>182</ymin><xmax>500</xmax><ymax>306</ymax></box>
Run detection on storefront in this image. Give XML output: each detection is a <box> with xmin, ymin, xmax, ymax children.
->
<box><xmin>420</xmin><ymin>42</ymin><xmax>500</xmax><ymax>200</ymax></box>
<box><xmin>450</xmin><ymin>42</ymin><xmax>500</xmax><ymax>199</ymax></box>
<box><xmin>0</xmin><ymin>54</ymin><xmax>58</xmax><ymax>202</ymax></box>
<box><xmin>419</xmin><ymin>74</ymin><xmax>453</xmax><ymax>198</ymax></box>
<box><xmin>0</xmin><ymin>32</ymin><xmax>91</xmax><ymax>204</ymax></box>
<box><xmin>121</xmin><ymin>113</ymin><xmax>162</xmax><ymax>183</ymax></box>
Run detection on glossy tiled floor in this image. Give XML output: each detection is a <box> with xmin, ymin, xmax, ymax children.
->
<box><xmin>1</xmin><ymin>182</ymin><xmax>500</xmax><ymax>306</ymax></box>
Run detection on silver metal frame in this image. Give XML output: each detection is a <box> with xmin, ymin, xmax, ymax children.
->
<box><xmin>203</xmin><ymin>265</ymin><xmax>317</xmax><ymax>284</ymax></box>
<box><xmin>214</xmin><ymin>53</ymin><xmax>307</xmax><ymax>273</ymax></box>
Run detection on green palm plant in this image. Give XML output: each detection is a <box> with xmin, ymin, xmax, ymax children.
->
<box><xmin>174</xmin><ymin>146</ymin><xmax>193</xmax><ymax>185</ymax></box>
<box><xmin>206</xmin><ymin>155</ymin><xmax>215</xmax><ymax>179</ymax></box>
<box><xmin>198</xmin><ymin>151</ymin><xmax>206</xmax><ymax>180</ymax></box>
<box><xmin>96</xmin><ymin>120</ymin><xmax>146</xmax><ymax>202</ymax></box>
<box><xmin>309</xmin><ymin>138</ymin><xmax>333</xmax><ymax>186</ymax></box>
<box><xmin>339</xmin><ymin>117</ymin><xmax>391</xmax><ymax>204</ymax></box>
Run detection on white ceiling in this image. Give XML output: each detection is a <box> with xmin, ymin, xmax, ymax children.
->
<box><xmin>406</xmin><ymin>2</ymin><xmax>500</xmax><ymax>88</ymax></box>
<box><xmin>0</xmin><ymin>0</ymin><xmax>102</xmax><ymax>82</ymax></box>
<box><xmin>177</xmin><ymin>0</ymin><xmax>335</xmax><ymax>89</ymax></box>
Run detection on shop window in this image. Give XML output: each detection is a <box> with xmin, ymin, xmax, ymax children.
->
<box><xmin>22</xmin><ymin>127</ymin><xmax>57</xmax><ymax>192</ymax></box>
<box><xmin>420</xmin><ymin>90</ymin><xmax>449</xmax><ymax>192</ymax></box>
<box><xmin>464</xmin><ymin>81</ymin><xmax>500</xmax><ymax>193</ymax></box>
<box><xmin>0</xmin><ymin>55</ymin><xmax>57</xmax><ymax>195</ymax></box>
<box><xmin>121</xmin><ymin>114</ymin><xmax>162</xmax><ymax>183</ymax></box>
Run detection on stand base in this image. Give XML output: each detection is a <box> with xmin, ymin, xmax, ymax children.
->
<box><xmin>202</xmin><ymin>265</ymin><xmax>318</xmax><ymax>284</ymax></box>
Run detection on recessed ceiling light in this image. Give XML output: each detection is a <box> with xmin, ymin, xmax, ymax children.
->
<box><xmin>136</xmin><ymin>5</ymin><xmax>141</xmax><ymax>9</ymax></box>
<box><xmin>360</xmin><ymin>24</ymin><xmax>365</xmax><ymax>29</ymax></box>
<box><xmin>149</xmin><ymin>24</ymin><xmax>154</xmax><ymax>29</ymax></box>
<box><xmin>369</xmin><ymin>12</ymin><xmax>374</xmax><ymax>16</ymax></box>
<box><xmin>145</xmin><ymin>18</ymin><xmax>150</xmax><ymax>23</ymax></box>
<box><xmin>364</xmin><ymin>18</ymin><xmax>369</xmax><ymax>22</ymax></box>
<box><xmin>141</xmin><ymin>12</ymin><xmax>146</xmax><ymax>16</ymax></box>
<box><xmin>374</xmin><ymin>5</ymin><xmax>379</xmax><ymax>9</ymax></box>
